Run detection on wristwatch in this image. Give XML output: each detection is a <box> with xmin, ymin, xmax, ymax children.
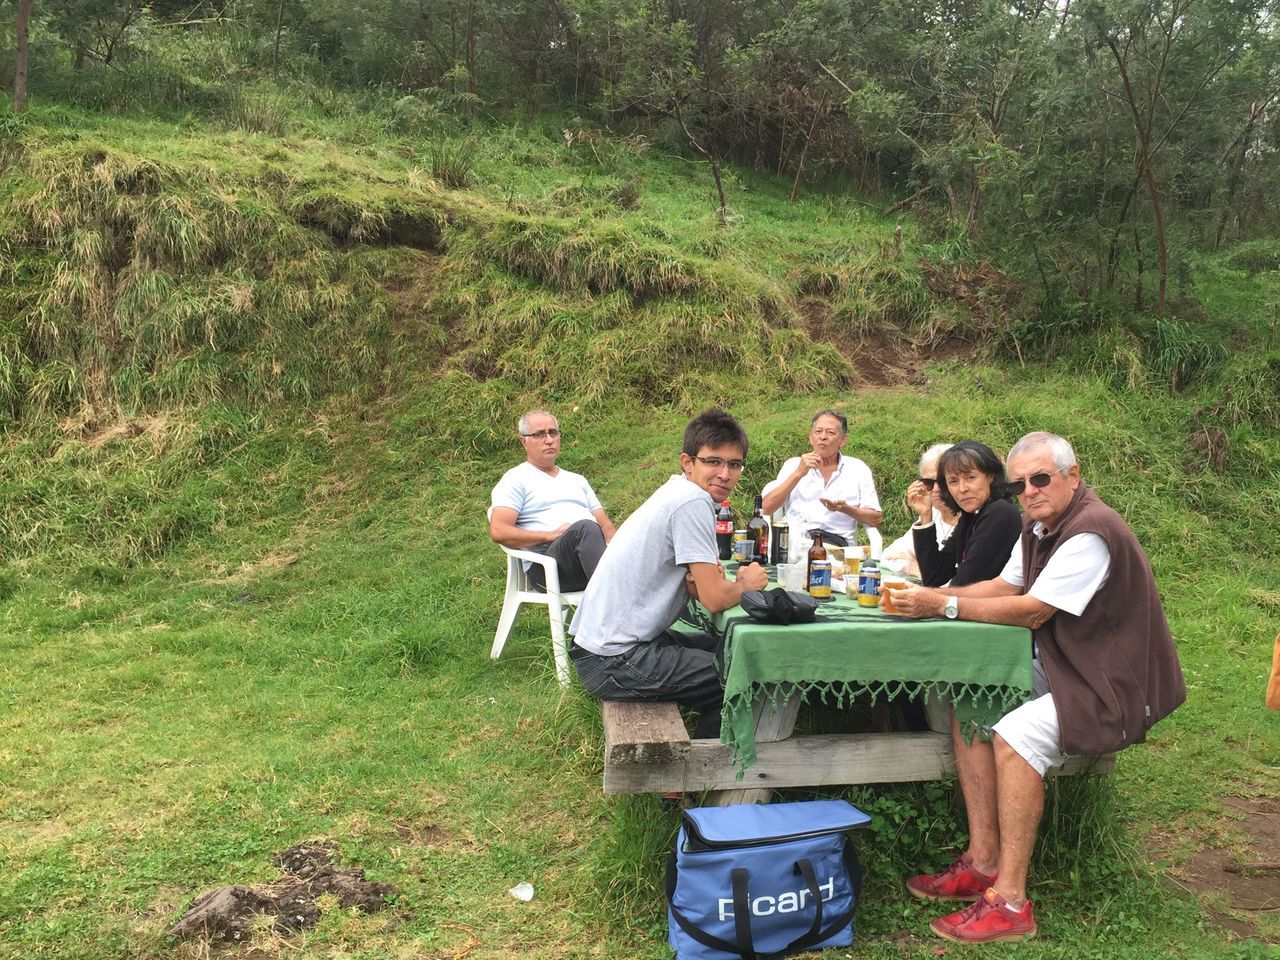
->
<box><xmin>943</xmin><ymin>596</ymin><xmax>959</xmax><ymax>620</ymax></box>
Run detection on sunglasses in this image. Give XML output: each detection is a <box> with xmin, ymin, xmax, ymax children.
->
<box><xmin>1008</xmin><ymin>467</ymin><xmax>1068</xmax><ymax>497</ymax></box>
<box><xmin>918</xmin><ymin>477</ymin><xmax>937</xmax><ymax>490</ymax></box>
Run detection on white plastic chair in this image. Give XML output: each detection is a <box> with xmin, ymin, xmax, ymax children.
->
<box><xmin>488</xmin><ymin>509</ymin><xmax>584</xmax><ymax>688</ymax></box>
<box><xmin>761</xmin><ymin>480</ymin><xmax>883</xmax><ymax>559</ymax></box>
<box><xmin>863</xmin><ymin>524</ymin><xmax>884</xmax><ymax>560</ymax></box>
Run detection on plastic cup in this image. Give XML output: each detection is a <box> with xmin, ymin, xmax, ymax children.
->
<box><xmin>881</xmin><ymin>578</ymin><xmax>908</xmax><ymax>614</ymax></box>
<box><xmin>781</xmin><ymin>563</ymin><xmax>806</xmax><ymax>592</ymax></box>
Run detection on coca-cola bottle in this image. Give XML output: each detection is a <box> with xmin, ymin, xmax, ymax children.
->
<box><xmin>715</xmin><ymin>500</ymin><xmax>734</xmax><ymax>561</ymax></box>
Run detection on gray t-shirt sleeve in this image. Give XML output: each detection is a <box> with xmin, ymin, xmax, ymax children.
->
<box><xmin>672</xmin><ymin>498</ymin><xmax>719</xmax><ymax>567</ymax></box>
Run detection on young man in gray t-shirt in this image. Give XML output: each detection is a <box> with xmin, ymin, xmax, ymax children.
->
<box><xmin>569</xmin><ymin>409</ymin><xmax>767</xmax><ymax>738</ymax></box>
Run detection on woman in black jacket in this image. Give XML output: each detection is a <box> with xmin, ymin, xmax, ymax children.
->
<box><xmin>910</xmin><ymin>440</ymin><xmax>1021</xmax><ymax>588</ymax></box>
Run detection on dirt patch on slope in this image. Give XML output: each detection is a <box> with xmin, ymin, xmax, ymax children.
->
<box><xmin>794</xmin><ymin>257</ymin><xmax>1026</xmax><ymax>388</ymax></box>
<box><xmin>1163</xmin><ymin>795</ymin><xmax>1280</xmax><ymax>941</ymax></box>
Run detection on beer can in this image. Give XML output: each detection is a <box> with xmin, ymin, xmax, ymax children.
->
<box><xmin>732</xmin><ymin>537</ymin><xmax>754</xmax><ymax>563</ymax></box>
<box><xmin>857</xmin><ymin>562</ymin><xmax>881</xmax><ymax>607</ymax></box>
<box><xmin>808</xmin><ymin>559</ymin><xmax>832</xmax><ymax>599</ymax></box>
<box><xmin>770</xmin><ymin>520</ymin><xmax>789</xmax><ymax>566</ymax></box>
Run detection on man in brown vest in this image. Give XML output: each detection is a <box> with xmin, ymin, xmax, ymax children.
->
<box><xmin>886</xmin><ymin>431</ymin><xmax>1185</xmax><ymax>944</ymax></box>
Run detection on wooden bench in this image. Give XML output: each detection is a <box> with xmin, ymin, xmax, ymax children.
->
<box><xmin>601</xmin><ymin>699</ymin><xmax>1114</xmax><ymax>800</ymax></box>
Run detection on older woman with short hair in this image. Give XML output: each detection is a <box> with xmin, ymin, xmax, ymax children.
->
<box><xmin>881</xmin><ymin>444</ymin><xmax>959</xmax><ymax>577</ymax></box>
<box><xmin>912</xmin><ymin>440</ymin><xmax>1021</xmax><ymax>588</ymax></box>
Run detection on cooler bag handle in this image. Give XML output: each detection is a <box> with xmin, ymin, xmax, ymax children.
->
<box><xmin>731</xmin><ymin>868</ymin><xmax>756</xmax><ymax>957</ymax></box>
<box><xmin>785</xmin><ymin>839</ymin><xmax>863</xmax><ymax>953</ymax></box>
<box><xmin>666</xmin><ymin>838</ymin><xmax>863</xmax><ymax>960</ymax></box>
<box><xmin>667</xmin><ymin>851</ymin><xmax>755</xmax><ymax>958</ymax></box>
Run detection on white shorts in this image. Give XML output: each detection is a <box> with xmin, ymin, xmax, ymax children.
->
<box><xmin>991</xmin><ymin>693</ymin><xmax>1067</xmax><ymax>778</ymax></box>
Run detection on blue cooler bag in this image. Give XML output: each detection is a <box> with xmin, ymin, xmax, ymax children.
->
<box><xmin>667</xmin><ymin>800</ymin><xmax>870</xmax><ymax>960</ymax></box>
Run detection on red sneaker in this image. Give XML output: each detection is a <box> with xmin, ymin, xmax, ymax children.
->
<box><xmin>906</xmin><ymin>854</ymin><xmax>996</xmax><ymax>901</ymax></box>
<box><xmin>930</xmin><ymin>887</ymin><xmax>1037</xmax><ymax>943</ymax></box>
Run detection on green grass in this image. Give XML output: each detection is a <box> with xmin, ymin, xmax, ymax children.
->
<box><xmin>2</xmin><ymin>95</ymin><xmax>1280</xmax><ymax>958</ymax></box>
<box><xmin>3</xmin><ymin>371</ymin><xmax>1279</xmax><ymax>958</ymax></box>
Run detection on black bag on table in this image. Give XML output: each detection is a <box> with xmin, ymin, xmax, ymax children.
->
<box><xmin>738</xmin><ymin>588</ymin><xmax>819</xmax><ymax>625</ymax></box>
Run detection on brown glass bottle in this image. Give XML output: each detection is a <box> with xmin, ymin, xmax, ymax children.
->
<box><xmin>746</xmin><ymin>495</ymin><xmax>770</xmax><ymax>563</ymax></box>
<box><xmin>807</xmin><ymin>530</ymin><xmax>827</xmax><ymax>583</ymax></box>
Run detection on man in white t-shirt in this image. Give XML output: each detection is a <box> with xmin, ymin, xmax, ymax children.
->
<box><xmin>884</xmin><ymin>432</ymin><xmax>1184</xmax><ymax>945</ymax></box>
<box><xmin>489</xmin><ymin>410</ymin><xmax>616</xmax><ymax>592</ymax></box>
<box><xmin>761</xmin><ymin>408</ymin><xmax>882</xmax><ymax>547</ymax></box>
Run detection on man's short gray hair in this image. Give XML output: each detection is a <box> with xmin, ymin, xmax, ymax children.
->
<box><xmin>517</xmin><ymin>409</ymin><xmax>557</xmax><ymax>435</ymax></box>
<box><xmin>810</xmin><ymin>409</ymin><xmax>849</xmax><ymax>434</ymax></box>
<box><xmin>919</xmin><ymin>443</ymin><xmax>952</xmax><ymax>473</ymax></box>
<box><xmin>1008</xmin><ymin>432</ymin><xmax>1076</xmax><ymax>470</ymax></box>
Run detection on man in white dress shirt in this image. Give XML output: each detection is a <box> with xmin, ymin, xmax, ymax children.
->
<box><xmin>489</xmin><ymin>410</ymin><xmax>616</xmax><ymax>591</ymax></box>
<box><xmin>761</xmin><ymin>408</ymin><xmax>882</xmax><ymax>547</ymax></box>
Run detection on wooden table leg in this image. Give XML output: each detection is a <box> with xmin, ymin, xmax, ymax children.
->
<box><xmin>705</xmin><ymin>685</ymin><xmax>801</xmax><ymax>806</ymax></box>
<box><xmin>923</xmin><ymin>691</ymin><xmax>952</xmax><ymax>734</ymax></box>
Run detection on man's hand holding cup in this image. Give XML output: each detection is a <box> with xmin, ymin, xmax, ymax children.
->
<box><xmin>882</xmin><ymin>582</ymin><xmax>943</xmax><ymax>619</ymax></box>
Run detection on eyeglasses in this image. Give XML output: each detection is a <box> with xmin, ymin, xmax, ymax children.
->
<box><xmin>918</xmin><ymin>477</ymin><xmax>937</xmax><ymax>490</ymax></box>
<box><xmin>693</xmin><ymin>455</ymin><xmax>746</xmax><ymax>472</ymax></box>
<box><xmin>1008</xmin><ymin>467</ymin><xmax>1068</xmax><ymax>496</ymax></box>
<box><xmin>521</xmin><ymin>428</ymin><xmax>560</xmax><ymax>440</ymax></box>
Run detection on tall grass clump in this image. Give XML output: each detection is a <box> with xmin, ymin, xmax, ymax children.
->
<box><xmin>0</xmin><ymin>133</ymin><xmax>442</xmax><ymax>418</ymax></box>
<box><xmin>793</xmin><ymin>249</ymin><xmax>934</xmax><ymax>341</ymax></box>
<box><xmin>430</xmin><ymin>136</ymin><xmax>480</xmax><ymax>188</ymax></box>
<box><xmin>420</xmin><ymin>211</ymin><xmax>854</xmax><ymax>420</ymax></box>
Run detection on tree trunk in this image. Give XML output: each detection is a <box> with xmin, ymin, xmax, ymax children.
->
<box><xmin>964</xmin><ymin>173</ymin><xmax>981</xmax><ymax>236</ymax></box>
<box><xmin>273</xmin><ymin>0</ymin><xmax>286</xmax><ymax>72</ymax></box>
<box><xmin>789</xmin><ymin>102</ymin><xmax>824</xmax><ymax>203</ymax></box>
<box><xmin>1141</xmin><ymin>152</ymin><xmax>1168</xmax><ymax>313</ymax></box>
<box><xmin>1106</xmin><ymin>35</ymin><xmax>1168</xmax><ymax>313</ymax></box>
<box><xmin>1106</xmin><ymin>170</ymin><xmax>1143</xmax><ymax>287</ymax></box>
<box><xmin>1133</xmin><ymin>226</ymin><xmax>1144</xmax><ymax>312</ymax></box>
<box><xmin>465</xmin><ymin>0</ymin><xmax>477</xmax><ymax>120</ymax></box>
<box><xmin>1214</xmin><ymin>100</ymin><xmax>1265</xmax><ymax>250</ymax></box>
<box><xmin>14</xmin><ymin>0</ymin><xmax>34</xmax><ymax>113</ymax></box>
<box><xmin>673</xmin><ymin>101</ymin><xmax>730</xmax><ymax>225</ymax></box>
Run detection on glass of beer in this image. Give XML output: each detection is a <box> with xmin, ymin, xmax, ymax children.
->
<box><xmin>881</xmin><ymin>578</ymin><xmax>908</xmax><ymax>615</ymax></box>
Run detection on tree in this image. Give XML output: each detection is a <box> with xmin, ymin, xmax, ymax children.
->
<box><xmin>14</xmin><ymin>0</ymin><xmax>33</xmax><ymax>112</ymax></box>
<box><xmin>1078</xmin><ymin>0</ymin><xmax>1268</xmax><ymax>311</ymax></box>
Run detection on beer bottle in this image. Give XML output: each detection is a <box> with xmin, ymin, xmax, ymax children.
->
<box><xmin>715</xmin><ymin>500</ymin><xmax>734</xmax><ymax>561</ymax></box>
<box><xmin>746</xmin><ymin>495</ymin><xmax>770</xmax><ymax>563</ymax></box>
<box><xmin>807</xmin><ymin>530</ymin><xmax>826</xmax><ymax>583</ymax></box>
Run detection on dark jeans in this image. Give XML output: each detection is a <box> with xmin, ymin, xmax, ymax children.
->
<box><xmin>572</xmin><ymin>629</ymin><xmax>725</xmax><ymax>738</ymax></box>
<box><xmin>805</xmin><ymin>529</ymin><xmax>849</xmax><ymax>548</ymax></box>
<box><xmin>528</xmin><ymin>518</ymin><xmax>606</xmax><ymax>592</ymax></box>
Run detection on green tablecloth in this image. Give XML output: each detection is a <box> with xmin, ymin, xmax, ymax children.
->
<box><xmin>715</xmin><ymin>590</ymin><xmax>1033</xmax><ymax>767</ymax></box>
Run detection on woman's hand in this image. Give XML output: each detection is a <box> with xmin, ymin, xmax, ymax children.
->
<box><xmin>906</xmin><ymin>481</ymin><xmax>934</xmax><ymax>522</ymax></box>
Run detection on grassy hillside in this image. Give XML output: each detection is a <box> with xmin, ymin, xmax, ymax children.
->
<box><xmin>1</xmin><ymin>100</ymin><xmax>1279</xmax><ymax>958</ymax></box>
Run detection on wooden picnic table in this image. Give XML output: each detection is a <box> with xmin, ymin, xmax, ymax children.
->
<box><xmin>603</xmin><ymin>575</ymin><xmax>1113</xmax><ymax>800</ymax></box>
